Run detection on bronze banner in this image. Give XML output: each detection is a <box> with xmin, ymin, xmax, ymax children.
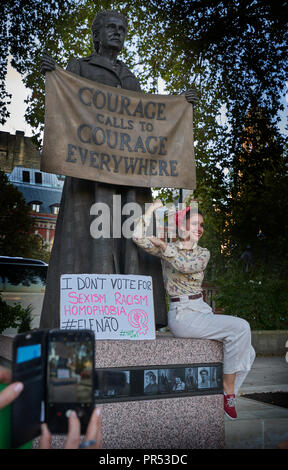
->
<box><xmin>41</xmin><ymin>66</ymin><xmax>196</xmax><ymax>189</ymax></box>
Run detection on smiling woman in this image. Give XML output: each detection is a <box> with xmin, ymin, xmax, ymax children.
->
<box><xmin>132</xmin><ymin>198</ymin><xmax>256</xmax><ymax>420</ymax></box>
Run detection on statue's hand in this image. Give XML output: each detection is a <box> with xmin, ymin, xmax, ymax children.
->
<box><xmin>40</xmin><ymin>52</ymin><xmax>56</xmax><ymax>74</ymax></box>
<box><xmin>183</xmin><ymin>89</ymin><xmax>199</xmax><ymax>106</ymax></box>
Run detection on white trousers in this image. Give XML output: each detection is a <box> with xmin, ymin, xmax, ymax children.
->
<box><xmin>168</xmin><ymin>296</ymin><xmax>256</xmax><ymax>395</ymax></box>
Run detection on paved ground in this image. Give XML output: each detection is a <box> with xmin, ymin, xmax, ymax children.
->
<box><xmin>225</xmin><ymin>356</ymin><xmax>288</xmax><ymax>449</ymax></box>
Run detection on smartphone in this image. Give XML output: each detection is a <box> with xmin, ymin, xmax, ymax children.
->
<box><xmin>45</xmin><ymin>329</ymin><xmax>95</xmax><ymax>434</ymax></box>
<box><xmin>11</xmin><ymin>329</ymin><xmax>47</xmax><ymax>448</ymax></box>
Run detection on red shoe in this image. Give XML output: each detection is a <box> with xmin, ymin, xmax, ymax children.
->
<box><xmin>224</xmin><ymin>393</ymin><xmax>237</xmax><ymax>420</ymax></box>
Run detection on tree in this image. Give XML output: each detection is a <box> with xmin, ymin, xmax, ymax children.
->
<box><xmin>0</xmin><ymin>170</ymin><xmax>49</xmax><ymax>260</ymax></box>
<box><xmin>2</xmin><ymin>1</ymin><xmax>287</xmax><ymax>143</ymax></box>
<box><xmin>1</xmin><ymin>0</ymin><xmax>287</xmax><ymax>272</ymax></box>
<box><xmin>0</xmin><ymin>170</ymin><xmax>34</xmax><ymax>254</ymax></box>
<box><xmin>0</xmin><ymin>294</ymin><xmax>33</xmax><ymax>334</ymax></box>
<box><xmin>224</xmin><ymin>106</ymin><xmax>288</xmax><ymax>275</ymax></box>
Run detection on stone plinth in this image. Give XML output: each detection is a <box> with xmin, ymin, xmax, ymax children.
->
<box><xmin>95</xmin><ymin>333</ymin><xmax>224</xmax><ymax>449</ymax></box>
<box><xmin>0</xmin><ymin>333</ymin><xmax>225</xmax><ymax>449</ymax></box>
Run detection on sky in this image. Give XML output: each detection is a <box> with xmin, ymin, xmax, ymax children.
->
<box><xmin>1</xmin><ymin>59</ymin><xmax>34</xmax><ymax>136</ymax></box>
<box><xmin>1</xmin><ymin>58</ymin><xmax>287</xmax><ymax>139</ymax></box>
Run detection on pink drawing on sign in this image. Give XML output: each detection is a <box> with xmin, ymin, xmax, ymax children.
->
<box><xmin>128</xmin><ymin>309</ymin><xmax>149</xmax><ymax>335</ymax></box>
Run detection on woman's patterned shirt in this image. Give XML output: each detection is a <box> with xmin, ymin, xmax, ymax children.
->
<box><xmin>132</xmin><ymin>213</ymin><xmax>210</xmax><ymax>297</ymax></box>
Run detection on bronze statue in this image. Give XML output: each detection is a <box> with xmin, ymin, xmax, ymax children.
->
<box><xmin>40</xmin><ymin>10</ymin><xmax>197</xmax><ymax>330</ymax></box>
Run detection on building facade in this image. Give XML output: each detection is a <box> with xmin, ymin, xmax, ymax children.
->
<box><xmin>8</xmin><ymin>166</ymin><xmax>64</xmax><ymax>250</ymax></box>
<box><xmin>0</xmin><ymin>130</ymin><xmax>64</xmax><ymax>251</ymax></box>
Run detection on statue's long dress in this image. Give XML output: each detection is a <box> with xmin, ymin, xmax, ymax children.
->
<box><xmin>40</xmin><ymin>54</ymin><xmax>167</xmax><ymax>329</ymax></box>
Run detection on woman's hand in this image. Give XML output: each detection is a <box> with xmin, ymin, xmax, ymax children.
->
<box><xmin>152</xmin><ymin>199</ymin><xmax>163</xmax><ymax>210</ymax></box>
<box><xmin>39</xmin><ymin>407</ymin><xmax>102</xmax><ymax>449</ymax></box>
<box><xmin>148</xmin><ymin>236</ymin><xmax>167</xmax><ymax>252</ymax></box>
<box><xmin>145</xmin><ymin>199</ymin><xmax>163</xmax><ymax>218</ymax></box>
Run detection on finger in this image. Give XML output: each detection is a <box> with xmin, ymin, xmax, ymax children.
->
<box><xmin>64</xmin><ymin>411</ymin><xmax>81</xmax><ymax>449</ymax></box>
<box><xmin>39</xmin><ymin>423</ymin><xmax>51</xmax><ymax>449</ymax></box>
<box><xmin>94</xmin><ymin>408</ymin><xmax>102</xmax><ymax>449</ymax></box>
<box><xmin>148</xmin><ymin>236</ymin><xmax>160</xmax><ymax>245</ymax></box>
<box><xmin>84</xmin><ymin>408</ymin><xmax>102</xmax><ymax>449</ymax></box>
<box><xmin>0</xmin><ymin>366</ymin><xmax>12</xmax><ymax>384</ymax></box>
<box><xmin>0</xmin><ymin>382</ymin><xmax>23</xmax><ymax>409</ymax></box>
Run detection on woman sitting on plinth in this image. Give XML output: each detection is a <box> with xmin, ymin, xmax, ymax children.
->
<box><xmin>132</xmin><ymin>199</ymin><xmax>256</xmax><ymax>420</ymax></box>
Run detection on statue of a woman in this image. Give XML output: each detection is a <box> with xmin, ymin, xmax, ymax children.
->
<box><xmin>40</xmin><ymin>10</ymin><xmax>197</xmax><ymax>330</ymax></box>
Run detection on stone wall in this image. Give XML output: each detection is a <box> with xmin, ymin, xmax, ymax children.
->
<box><xmin>0</xmin><ymin>130</ymin><xmax>40</xmax><ymax>173</ymax></box>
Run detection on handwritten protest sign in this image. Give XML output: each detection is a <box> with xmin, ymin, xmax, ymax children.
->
<box><xmin>41</xmin><ymin>66</ymin><xmax>196</xmax><ymax>189</ymax></box>
<box><xmin>60</xmin><ymin>274</ymin><xmax>155</xmax><ymax>340</ymax></box>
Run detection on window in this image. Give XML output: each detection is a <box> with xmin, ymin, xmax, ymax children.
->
<box><xmin>0</xmin><ymin>264</ymin><xmax>47</xmax><ymax>293</ymax></box>
<box><xmin>30</xmin><ymin>201</ymin><xmax>41</xmax><ymax>213</ymax></box>
<box><xmin>50</xmin><ymin>204</ymin><xmax>60</xmax><ymax>215</ymax></box>
<box><xmin>32</xmin><ymin>203</ymin><xmax>40</xmax><ymax>212</ymax></box>
<box><xmin>23</xmin><ymin>170</ymin><xmax>30</xmax><ymax>183</ymax></box>
<box><xmin>35</xmin><ymin>172</ymin><xmax>42</xmax><ymax>184</ymax></box>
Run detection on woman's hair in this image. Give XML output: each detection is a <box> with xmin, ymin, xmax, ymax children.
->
<box><xmin>91</xmin><ymin>10</ymin><xmax>128</xmax><ymax>52</ymax></box>
<box><xmin>177</xmin><ymin>207</ymin><xmax>204</xmax><ymax>239</ymax></box>
<box><xmin>185</xmin><ymin>207</ymin><xmax>203</xmax><ymax>220</ymax></box>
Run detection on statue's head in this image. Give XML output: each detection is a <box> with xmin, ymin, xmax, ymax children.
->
<box><xmin>91</xmin><ymin>10</ymin><xmax>128</xmax><ymax>53</ymax></box>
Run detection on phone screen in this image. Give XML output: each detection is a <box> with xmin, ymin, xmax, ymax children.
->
<box><xmin>45</xmin><ymin>330</ymin><xmax>95</xmax><ymax>434</ymax></box>
<box><xmin>47</xmin><ymin>340</ymin><xmax>94</xmax><ymax>403</ymax></box>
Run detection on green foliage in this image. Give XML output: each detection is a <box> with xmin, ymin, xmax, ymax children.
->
<box><xmin>1</xmin><ymin>1</ymin><xmax>287</xmax><ymax>148</ymax></box>
<box><xmin>26</xmin><ymin>234</ymin><xmax>51</xmax><ymax>264</ymax></box>
<box><xmin>1</xmin><ymin>0</ymin><xmax>115</xmax><ymax>141</ymax></box>
<box><xmin>0</xmin><ymin>294</ymin><xmax>33</xmax><ymax>334</ymax></box>
<box><xmin>1</xmin><ymin>1</ymin><xmax>287</xmax><ymax>286</ymax></box>
<box><xmin>0</xmin><ymin>170</ymin><xmax>50</xmax><ymax>262</ymax></box>
<box><xmin>0</xmin><ymin>170</ymin><xmax>35</xmax><ymax>255</ymax></box>
<box><xmin>223</xmin><ymin>107</ymin><xmax>288</xmax><ymax>273</ymax></box>
<box><xmin>16</xmin><ymin>304</ymin><xmax>34</xmax><ymax>334</ymax></box>
<box><xmin>215</xmin><ymin>266</ymin><xmax>288</xmax><ymax>330</ymax></box>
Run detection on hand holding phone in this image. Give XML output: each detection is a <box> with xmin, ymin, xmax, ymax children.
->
<box><xmin>39</xmin><ymin>407</ymin><xmax>102</xmax><ymax>449</ymax></box>
<box><xmin>46</xmin><ymin>329</ymin><xmax>95</xmax><ymax>434</ymax></box>
<box><xmin>11</xmin><ymin>330</ymin><xmax>46</xmax><ymax>448</ymax></box>
<box><xmin>11</xmin><ymin>329</ymin><xmax>95</xmax><ymax>448</ymax></box>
